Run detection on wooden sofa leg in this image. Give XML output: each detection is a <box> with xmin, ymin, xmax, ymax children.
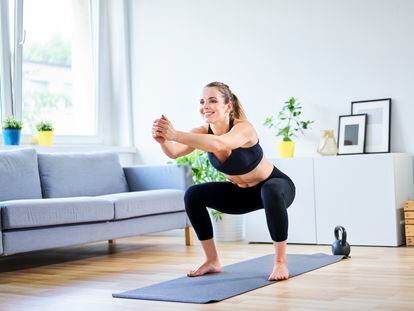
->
<box><xmin>108</xmin><ymin>239</ymin><xmax>116</xmax><ymax>244</ymax></box>
<box><xmin>185</xmin><ymin>226</ymin><xmax>193</xmax><ymax>246</ymax></box>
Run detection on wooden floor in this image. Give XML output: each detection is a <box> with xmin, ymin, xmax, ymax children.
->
<box><xmin>1</xmin><ymin>235</ymin><xmax>414</xmax><ymax>311</ymax></box>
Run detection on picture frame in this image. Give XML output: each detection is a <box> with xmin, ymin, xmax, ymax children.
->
<box><xmin>351</xmin><ymin>98</ymin><xmax>391</xmax><ymax>153</ymax></box>
<box><xmin>337</xmin><ymin>114</ymin><xmax>367</xmax><ymax>155</ymax></box>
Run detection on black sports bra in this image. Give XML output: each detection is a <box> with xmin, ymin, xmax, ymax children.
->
<box><xmin>207</xmin><ymin>119</ymin><xmax>264</xmax><ymax>175</ymax></box>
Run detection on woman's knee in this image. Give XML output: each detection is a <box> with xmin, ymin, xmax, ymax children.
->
<box><xmin>184</xmin><ymin>184</ymin><xmax>211</xmax><ymax>210</ymax></box>
<box><xmin>184</xmin><ymin>184</ymin><xmax>200</xmax><ymax>206</ymax></box>
<box><xmin>261</xmin><ymin>180</ymin><xmax>285</xmax><ymax>201</ymax></box>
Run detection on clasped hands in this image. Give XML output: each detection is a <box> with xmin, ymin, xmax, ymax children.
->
<box><xmin>152</xmin><ymin>115</ymin><xmax>178</xmax><ymax>144</ymax></box>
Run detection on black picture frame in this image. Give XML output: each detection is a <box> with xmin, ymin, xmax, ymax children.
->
<box><xmin>337</xmin><ymin>114</ymin><xmax>367</xmax><ymax>155</ymax></box>
<box><xmin>351</xmin><ymin>98</ymin><xmax>391</xmax><ymax>153</ymax></box>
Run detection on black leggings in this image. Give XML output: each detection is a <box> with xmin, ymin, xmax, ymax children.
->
<box><xmin>184</xmin><ymin>166</ymin><xmax>296</xmax><ymax>242</ymax></box>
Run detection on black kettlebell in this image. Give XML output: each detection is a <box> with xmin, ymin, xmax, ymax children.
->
<box><xmin>332</xmin><ymin>225</ymin><xmax>351</xmax><ymax>257</ymax></box>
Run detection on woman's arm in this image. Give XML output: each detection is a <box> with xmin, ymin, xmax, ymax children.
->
<box><xmin>156</xmin><ymin>125</ymin><xmax>207</xmax><ymax>159</ymax></box>
<box><xmin>157</xmin><ymin>117</ymin><xmax>256</xmax><ymax>152</ymax></box>
<box><xmin>159</xmin><ymin>140</ymin><xmax>193</xmax><ymax>159</ymax></box>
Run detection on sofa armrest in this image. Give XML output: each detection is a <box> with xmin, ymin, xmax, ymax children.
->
<box><xmin>0</xmin><ymin>207</ymin><xmax>3</xmax><ymax>255</ymax></box>
<box><xmin>123</xmin><ymin>164</ymin><xmax>193</xmax><ymax>192</ymax></box>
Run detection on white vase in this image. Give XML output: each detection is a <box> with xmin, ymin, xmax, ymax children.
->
<box><xmin>211</xmin><ymin>213</ymin><xmax>245</xmax><ymax>242</ymax></box>
<box><xmin>317</xmin><ymin>129</ymin><xmax>338</xmax><ymax>156</ymax></box>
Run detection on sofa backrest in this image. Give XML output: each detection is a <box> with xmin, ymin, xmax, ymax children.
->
<box><xmin>37</xmin><ymin>151</ymin><xmax>129</xmax><ymax>198</ymax></box>
<box><xmin>0</xmin><ymin>148</ymin><xmax>43</xmax><ymax>202</ymax></box>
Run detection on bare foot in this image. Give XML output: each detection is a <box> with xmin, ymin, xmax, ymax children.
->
<box><xmin>187</xmin><ymin>260</ymin><xmax>222</xmax><ymax>277</ymax></box>
<box><xmin>268</xmin><ymin>262</ymin><xmax>289</xmax><ymax>281</ymax></box>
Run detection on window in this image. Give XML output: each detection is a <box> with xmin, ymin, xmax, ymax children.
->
<box><xmin>21</xmin><ymin>0</ymin><xmax>97</xmax><ymax>137</ymax></box>
<box><xmin>0</xmin><ymin>0</ymin><xmax>13</xmax><ymax>121</ymax></box>
<box><xmin>0</xmin><ymin>80</ymin><xmax>2</xmax><ymax>122</ymax></box>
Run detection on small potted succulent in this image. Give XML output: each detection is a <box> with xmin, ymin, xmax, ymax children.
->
<box><xmin>36</xmin><ymin>120</ymin><xmax>54</xmax><ymax>146</ymax></box>
<box><xmin>264</xmin><ymin>97</ymin><xmax>314</xmax><ymax>158</ymax></box>
<box><xmin>2</xmin><ymin>116</ymin><xmax>23</xmax><ymax>145</ymax></box>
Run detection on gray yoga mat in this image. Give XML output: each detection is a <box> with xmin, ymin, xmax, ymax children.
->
<box><xmin>113</xmin><ymin>253</ymin><xmax>344</xmax><ymax>304</ymax></box>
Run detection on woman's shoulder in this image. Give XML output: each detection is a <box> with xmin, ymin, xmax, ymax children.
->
<box><xmin>190</xmin><ymin>124</ymin><xmax>209</xmax><ymax>134</ymax></box>
<box><xmin>232</xmin><ymin>119</ymin><xmax>255</xmax><ymax>130</ymax></box>
<box><xmin>231</xmin><ymin>119</ymin><xmax>258</xmax><ymax>144</ymax></box>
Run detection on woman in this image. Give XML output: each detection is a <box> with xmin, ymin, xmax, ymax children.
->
<box><xmin>152</xmin><ymin>82</ymin><xmax>295</xmax><ymax>281</ymax></box>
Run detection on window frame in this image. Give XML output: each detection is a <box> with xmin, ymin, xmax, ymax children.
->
<box><xmin>0</xmin><ymin>0</ymin><xmax>13</xmax><ymax>120</ymax></box>
<box><xmin>11</xmin><ymin>0</ymin><xmax>104</xmax><ymax>145</ymax></box>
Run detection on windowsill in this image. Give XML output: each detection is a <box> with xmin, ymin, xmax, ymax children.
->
<box><xmin>0</xmin><ymin>144</ymin><xmax>137</xmax><ymax>154</ymax></box>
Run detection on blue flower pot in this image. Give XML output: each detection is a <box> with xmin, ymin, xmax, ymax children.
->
<box><xmin>2</xmin><ymin>129</ymin><xmax>22</xmax><ymax>145</ymax></box>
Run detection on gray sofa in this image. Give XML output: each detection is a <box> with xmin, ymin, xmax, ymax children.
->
<box><xmin>0</xmin><ymin>148</ymin><xmax>193</xmax><ymax>256</ymax></box>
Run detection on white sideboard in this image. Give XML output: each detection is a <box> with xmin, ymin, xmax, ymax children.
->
<box><xmin>245</xmin><ymin>153</ymin><xmax>413</xmax><ymax>246</ymax></box>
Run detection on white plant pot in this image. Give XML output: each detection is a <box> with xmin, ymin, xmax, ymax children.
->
<box><xmin>210</xmin><ymin>212</ymin><xmax>245</xmax><ymax>242</ymax></box>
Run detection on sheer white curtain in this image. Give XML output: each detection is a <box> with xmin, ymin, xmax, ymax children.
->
<box><xmin>0</xmin><ymin>0</ymin><xmax>13</xmax><ymax>119</ymax></box>
<box><xmin>96</xmin><ymin>0</ymin><xmax>134</xmax><ymax>147</ymax></box>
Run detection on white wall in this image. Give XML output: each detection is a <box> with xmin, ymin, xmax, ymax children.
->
<box><xmin>128</xmin><ymin>0</ymin><xmax>414</xmax><ymax>165</ymax></box>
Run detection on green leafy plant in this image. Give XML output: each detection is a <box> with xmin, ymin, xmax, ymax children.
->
<box><xmin>2</xmin><ymin>116</ymin><xmax>23</xmax><ymax>130</ymax></box>
<box><xmin>172</xmin><ymin>150</ymin><xmax>226</xmax><ymax>222</ymax></box>
<box><xmin>210</xmin><ymin>210</ymin><xmax>224</xmax><ymax>222</ymax></box>
<box><xmin>264</xmin><ymin>97</ymin><xmax>314</xmax><ymax>141</ymax></box>
<box><xmin>36</xmin><ymin>121</ymin><xmax>54</xmax><ymax>132</ymax></box>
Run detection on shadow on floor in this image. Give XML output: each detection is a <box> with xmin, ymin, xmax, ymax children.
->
<box><xmin>0</xmin><ymin>241</ymin><xmax>153</xmax><ymax>273</ymax></box>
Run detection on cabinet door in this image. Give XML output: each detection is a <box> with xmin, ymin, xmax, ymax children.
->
<box><xmin>314</xmin><ymin>154</ymin><xmax>398</xmax><ymax>246</ymax></box>
<box><xmin>245</xmin><ymin>158</ymin><xmax>317</xmax><ymax>244</ymax></box>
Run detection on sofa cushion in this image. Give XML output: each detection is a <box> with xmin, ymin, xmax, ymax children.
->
<box><xmin>38</xmin><ymin>152</ymin><xmax>129</xmax><ymax>198</ymax></box>
<box><xmin>0</xmin><ymin>210</ymin><xmax>3</xmax><ymax>254</ymax></box>
<box><xmin>99</xmin><ymin>189</ymin><xmax>185</xmax><ymax>220</ymax></box>
<box><xmin>0</xmin><ymin>197</ymin><xmax>114</xmax><ymax>230</ymax></box>
<box><xmin>0</xmin><ymin>148</ymin><xmax>42</xmax><ymax>202</ymax></box>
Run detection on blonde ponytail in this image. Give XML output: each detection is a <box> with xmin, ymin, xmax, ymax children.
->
<box><xmin>229</xmin><ymin>92</ymin><xmax>247</xmax><ymax>120</ymax></box>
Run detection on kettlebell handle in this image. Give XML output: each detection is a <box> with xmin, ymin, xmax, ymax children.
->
<box><xmin>334</xmin><ymin>225</ymin><xmax>347</xmax><ymax>247</ymax></box>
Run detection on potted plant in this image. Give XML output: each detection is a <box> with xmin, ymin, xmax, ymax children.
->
<box><xmin>2</xmin><ymin>116</ymin><xmax>23</xmax><ymax>145</ymax></box>
<box><xmin>174</xmin><ymin>150</ymin><xmax>245</xmax><ymax>242</ymax></box>
<box><xmin>36</xmin><ymin>121</ymin><xmax>54</xmax><ymax>146</ymax></box>
<box><xmin>264</xmin><ymin>97</ymin><xmax>314</xmax><ymax>158</ymax></box>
